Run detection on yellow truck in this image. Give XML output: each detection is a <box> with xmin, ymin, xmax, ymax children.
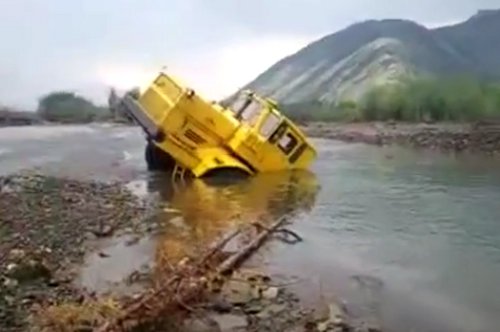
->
<box><xmin>117</xmin><ymin>70</ymin><xmax>317</xmax><ymax>180</ymax></box>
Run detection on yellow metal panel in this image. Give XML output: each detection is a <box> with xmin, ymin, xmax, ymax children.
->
<box><xmin>128</xmin><ymin>70</ymin><xmax>317</xmax><ymax>178</ymax></box>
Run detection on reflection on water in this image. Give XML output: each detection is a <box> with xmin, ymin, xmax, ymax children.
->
<box><xmin>18</xmin><ymin>126</ymin><xmax>500</xmax><ymax>332</ymax></box>
<box><xmin>79</xmin><ymin>169</ymin><xmax>320</xmax><ymax>294</ymax></box>
<box><xmin>149</xmin><ymin>170</ymin><xmax>320</xmax><ymax>268</ymax></box>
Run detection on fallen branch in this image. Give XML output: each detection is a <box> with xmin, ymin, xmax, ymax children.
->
<box><xmin>95</xmin><ymin>216</ymin><xmax>301</xmax><ymax>332</ymax></box>
<box><xmin>218</xmin><ymin>216</ymin><xmax>289</xmax><ymax>275</ymax></box>
<box><xmin>251</xmin><ymin>221</ymin><xmax>303</xmax><ymax>244</ymax></box>
<box><xmin>95</xmin><ymin>227</ymin><xmax>243</xmax><ymax>332</ymax></box>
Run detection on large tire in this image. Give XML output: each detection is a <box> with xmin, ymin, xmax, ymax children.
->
<box><xmin>203</xmin><ymin>167</ymin><xmax>250</xmax><ymax>186</ymax></box>
<box><xmin>145</xmin><ymin>142</ymin><xmax>175</xmax><ymax>171</ymax></box>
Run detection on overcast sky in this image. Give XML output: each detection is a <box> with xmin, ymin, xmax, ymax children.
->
<box><xmin>1</xmin><ymin>0</ymin><xmax>499</xmax><ymax>109</ymax></box>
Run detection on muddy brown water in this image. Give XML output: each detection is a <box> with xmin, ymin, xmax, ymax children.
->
<box><xmin>2</xmin><ymin>124</ymin><xmax>500</xmax><ymax>332</ymax></box>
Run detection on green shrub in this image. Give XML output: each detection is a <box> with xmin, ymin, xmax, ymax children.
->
<box><xmin>282</xmin><ymin>76</ymin><xmax>500</xmax><ymax>122</ymax></box>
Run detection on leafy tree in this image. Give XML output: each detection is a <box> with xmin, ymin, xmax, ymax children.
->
<box><xmin>281</xmin><ymin>76</ymin><xmax>500</xmax><ymax>123</ymax></box>
<box><xmin>37</xmin><ymin>91</ymin><xmax>110</xmax><ymax>123</ymax></box>
<box><xmin>106</xmin><ymin>87</ymin><xmax>139</xmax><ymax>123</ymax></box>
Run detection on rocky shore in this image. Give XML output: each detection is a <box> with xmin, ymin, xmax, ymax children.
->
<box><xmin>0</xmin><ymin>172</ymin><xmax>381</xmax><ymax>332</ymax></box>
<box><xmin>0</xmin><ymin>172</ymin><xmax>157</xmax><ymax>332</ymax></box>
<box><xmin>181</xmin><ymin>268</ymin><xmax>380</xmax><ymax>332</ymax></box>
<box><xmin>302</xmin><ymin>121</ymin><xmax>500</xmax><ymax>153</ymax></box>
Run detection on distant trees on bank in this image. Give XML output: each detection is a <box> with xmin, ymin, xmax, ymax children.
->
<box><xmin>4</xmin><ymin>76</ymin><xmax>500</xmax><ymax>125</ymax></box>
<box><xmin>35</xmin><ymin>88</ymin><xmax>139</xmax><ymax>124</ymax></box>
<box><xmin>283</xmin><ymin>76</ymin><xmax>500</xmax><ymax>123</ymax></box>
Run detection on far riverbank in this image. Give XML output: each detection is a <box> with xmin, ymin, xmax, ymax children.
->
<box><xmin>301</xmin><ymin>121</ymin><xmax>500</xmax><ymax>154</ymax></box>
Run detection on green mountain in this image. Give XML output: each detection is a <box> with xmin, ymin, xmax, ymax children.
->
<box><xmin>236</xmin><ymin>9</ymin><xmax>500</xmax><ymax>106</ymax></box>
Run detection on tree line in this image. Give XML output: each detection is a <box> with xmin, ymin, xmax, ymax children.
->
<box><xmin>35</xmin><ymin>88</ymin><xmax>139</xmax><ymax>124</ymax></box>
<box><xmin>283</xmin><ymin>76</ymin><xmax>500</xmax><ymax>123</ymax></box>
<box><xmin>10</xmin><ymin>75</ymin><xmax>500</xmax><ymax>125</ymax></box>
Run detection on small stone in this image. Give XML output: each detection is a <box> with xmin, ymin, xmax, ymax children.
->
<box><xmin>74</xmin><ymin>327</ymin><xmax>93</xmax><ymax>332</ymax></box>
<box><xmin>125</xmin><ymin>236</ymin><xmax>141</xmax><ymax>246</ymax></box>
<box><xmin>256</xmin><ymin>303</ymin><xmax>286</xmax><ymax>319</ymax></box>
<box><xmin>182</xmin><ymin>318</ymin><xmax>220</xmax><ymax>332</ymax></box>
<box><xmin>86</xmin><ymin>231</ymin><xmax>98</xmax><ymax>240</ymax></box>
<box><xmin>4</xmin><ymin>295</ymin><xmax>15</xmax><ymax>306</ymax></box>
<box><xmin>209</xmin><ymin>297</ymin><xmax>233</xmax><ymax>313</ymax></box>
<box><xmin>3</xmin><ymin>277</ymin><xmax>18</xmax><ymax>289</ymax></box>
<box><xmin>92</xmin><ymin>225</ymin><xmax>114</xmax><ymax>237</ymax></box>
<box><xmin>243</xmin><ymin>302</ymin><xmax>264</xmax><ymax>314</ymax></box>
<box><xmin>8</xmin><ymin>249</ymin><xmax>26</xmax><ymax>261</ymax></box>
<box><xmin>6</xmin><ymin>259</ymin><xmax>51</xmax><ymax>282</ymax></box>
<box><xmin>317</xmin><ymin>321</ymin><xmax>329</xmax><ymax>332</ymax></box>
<box><xmin>261</xmin><ymin>286</ymin><xmax>279</xmax><ymax>300</ymax></box>
<box><xmin>328</xmin><ymin>302</ymin><xmax>346</xmax><ymax>323</ymax></box>
<box><xmin>6</xmin><ymin>263</ymin><xmax>18</xmax><ymax>273</ymax></box>
<box><xmin>47</xmin><ymin>279</ymin><xmax>60</xmax><ymax>287</ymax></box>
<box><xmin>210</xmin><ymin>313</ymin><xmax>247</xmax><ymax>330</ymax></box>
<box><xmin>223</xmin><ymin>281</ymin><xmax>254</xmax><ymax>306</ymax></box>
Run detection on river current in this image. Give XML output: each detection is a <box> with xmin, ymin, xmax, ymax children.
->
<box><xmin>1</xmin><ymin>124</ymin><xmax>500</xmax><ymax>332</ymax></box>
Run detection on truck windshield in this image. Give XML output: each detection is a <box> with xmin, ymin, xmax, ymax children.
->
<box><xmin>230</xmin><ymin>94</ymin><xmax>263</xmax><ymax>126</ymax></box>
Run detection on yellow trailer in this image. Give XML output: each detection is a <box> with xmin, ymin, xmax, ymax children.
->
<box><xmin>118</xmin><ymin>70</ymin><xmax>317</xmax><ymax>179</ymax></box>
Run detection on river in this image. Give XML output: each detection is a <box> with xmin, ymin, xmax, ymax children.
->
<box><xmin>1</xmin><ymin>124</ymin><xmax>500</xmax><ymax>332</ymax></box>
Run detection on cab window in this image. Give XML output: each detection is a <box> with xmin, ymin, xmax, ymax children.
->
<box><xmin>278</xmin><ymin>132</ymin><xmax>298</xmax><ymax>154</ymax></box>
<box><xmin>231</xmin><ymin>95</ymin><xmax>261</xmax><ymax>126</ymax></box>
<box><xmin>259</xmin><ymin>112</ymin><xmax>281</xmax><ymax>139</ymax></box>
<box><xmin>240</xmin><ymin>101</ymin><xmax>261</xmax><ymax>126</ymax></box>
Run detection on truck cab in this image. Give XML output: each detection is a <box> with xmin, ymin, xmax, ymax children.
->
<box><xmin>224</xmin><ymin>91</ymin><xmax>316</xmax><ymax>173</ymax></box>
<box><xmin>118</xmin><ymin>71</ymin><xmax>316</xmax><ymax>179</ymax></box>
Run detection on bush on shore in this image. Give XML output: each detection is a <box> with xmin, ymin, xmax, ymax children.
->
<box><xmin>282</xmin><ymin>76</ymin><xmax>500</xmax><ymax>123</ymax></box>
<box><xmin>35</xmin><ymin>88</ymin><xmax>139</xmax><ymax>124</ymax></box>
<box><xmin>37</xmin><ymin>92</ymin><xmax>112</xmax><ymax>123</ymax></box>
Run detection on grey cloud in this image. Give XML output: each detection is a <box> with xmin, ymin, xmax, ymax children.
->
<box><xmin>194</xmin><ymin>0</ymin><xmax>500</xmax><ymax>33</ymax></box>
<box><xmin>1</xmin><ymin>0</ymin><xmax>499</xmax><ymax>108</ymax></box>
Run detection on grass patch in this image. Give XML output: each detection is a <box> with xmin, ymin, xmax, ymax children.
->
<box><xmin>30</xmin><ymin>298</ymin><xmax>121</xmax><ymax>332</ymax></box>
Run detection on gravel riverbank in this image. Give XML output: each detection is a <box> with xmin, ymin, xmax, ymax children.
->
<box><xmin>0</xmin><ymin>172</ymin><xmax>157</xmax><ymax>332</ymax></box>
<box><xmin>302</xmin><ymin>122</ymin><xmax>500</xmax><ymax>153</ymax></box>
<box><xmin>0</xmin><ymin>172</ymin><xmax>380</xmax><ymax>332</ymax></box>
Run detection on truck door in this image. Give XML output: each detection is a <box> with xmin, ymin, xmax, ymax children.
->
<box><xmin>266</xmin><ymin>120</ymin><xmax>305</xmax><ymax>165</ymax></box>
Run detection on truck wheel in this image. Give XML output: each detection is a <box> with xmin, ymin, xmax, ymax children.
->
<box><xmin>203</xmin><ymin>167</ymin><xmax>250</xmax><ymax>185</ymax></box>
<box><xmin>145</xmin><ymin>142</ymin><xmax>175</xmax><ymax>171</ymax></box>
<box><xmin>145</xmin><ymin>142</ymin><xmax>159</xmax><ymax>170</ymax></box>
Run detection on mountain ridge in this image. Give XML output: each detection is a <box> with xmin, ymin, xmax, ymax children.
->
<box><xmin>234</xmin><ymin>9</ymin><xmax>500</xmax><ymax>106</ymax></box>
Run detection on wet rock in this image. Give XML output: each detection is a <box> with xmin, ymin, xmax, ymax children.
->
<box><xmin>328</xmin><ymin>302</ymin><xmax>346</xmax><ymax>324</ymax></box>
<box><xmin>3</xmin><ymin>295</ymin><xmax>15</xmax><ymax>306</ymax></box>
<box><xmin>208</xmin><ymin>297</ymin><xmax>233</xmax><ymax>313</ymax></box>
<box><xmin>8</xmin><ymin>249</ymin><xmax>26</xmax><ymax>261</ymax></box>
<box><xmin>183</xmin><ymin>318</ymin><xmax>221</xmax><ymax>332</ymax></box>
<box><xmin>261</xmin><ymin>286</ymin><xmax>279</xmax><ymax>300</ymax></box>
<box><xmin>351</xmin><ymin>275</ymin><xmax>384</xmax><ymax>292</ymax></box>
<box><xmin>222</xmin><ymin>280</ymin><xmax>256</xmax><ymax>306</ymax></box>
<box><xmin>3</xmin><ymin>277</ymin><xmax>19</xmax><ymax>289</ymax></box>
<box><xmin>92</xmin><ymin>224</ymin><xmax>114</xmax><ymax>238</ymax></box>
<box><xmin>125</xmin><ymin>236</ymin><xmax>141</xmax><ymax>246</ymax></box>
<box><xmin>256</xmin><ymin>303</ymin><xmax>287</xmax><ymax>319</ymax></box>
<box><xmin>317</xmin><ymin>321</ymin><xmax>330</xmax><ymax>332</ymax></box>
<box><xmin>243</xmin><ymin>301</ymin><xmax>264</xmax><ymax>314</ymax></box>
<box><xmin>46</xmin><ymin>279</ymin><xmax>60</xmax><ymax>287</ymax></box>
<box><xmin>209</xmin><ymin>313</ymin><xmax>247</xmax><ymax>331</ymax></box>
<box><xmin>354</xmin><ymin>324</ymin><xmax>383</xmax><ymax>332</ymax></box>
<box><xmin>85</xmin><ymin>231</ymin><xmax>98</xmax><ymax>241</ymax></box>
<box><xmin>5</xmin><ymin>259</ymin><xmax>51</xmax><ymax>282</ymax></box>
<box><xmin>0</xmin><ymin>173</ymin><xmax>153</xmax><ymax>332</ymax></box>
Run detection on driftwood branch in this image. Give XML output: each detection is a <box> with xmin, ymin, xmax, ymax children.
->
<box><xmin>251</xmin><ymin>221</ymin><xmax>303</xmax><ymax>244</ymax></box>
<box><xmin>95</xmin><ymin>216</ymin><xmax>301</xmax><ymax>332</ymax></box>
<box><xmin>218</xmin><ymin>216</ymin><xmax>289</xmax><ymax>275</ymax></box>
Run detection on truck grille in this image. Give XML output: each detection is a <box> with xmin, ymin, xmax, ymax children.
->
<box><xmin>184</xmin><ymin>129</ymin><xmax>206</xmax><ymax>145</ymax></box>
